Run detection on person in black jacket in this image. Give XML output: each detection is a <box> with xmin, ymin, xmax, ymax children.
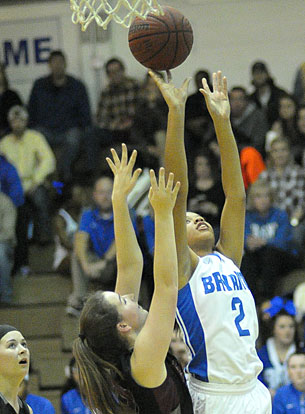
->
<box><xmin>27</xmin><ymin>50</ymin><xmax>91</xmax><ymax>182</ymax></box>
<box><xmin>249</xmin><ymin>61</ymin><xmax>287</xmax><ymax>128</ymax></box>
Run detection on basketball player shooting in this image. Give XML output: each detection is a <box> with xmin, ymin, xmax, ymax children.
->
<box><xmin>149</xmin><ymin>69</ymin><xmax>272</xmax><ymax>413</ymax></box>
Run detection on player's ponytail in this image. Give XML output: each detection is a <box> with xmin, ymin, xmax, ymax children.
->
<box><xmin>73</xmin><ymin>291</ymin><xmax>136</xmax><ymax>414</ymax></box>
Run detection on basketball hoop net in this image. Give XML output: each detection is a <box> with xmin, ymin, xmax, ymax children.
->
<box><xmin>70</xmin><ymin>0</ymin><xmax>163</xmax><ymax>31</ymax></box>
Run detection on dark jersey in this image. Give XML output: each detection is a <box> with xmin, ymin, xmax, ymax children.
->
<box><xmin>119</xmin><ymin>352</ymin><xmax>193</xmax><ymax>414</ymax></box>
<box><xmin>0</xmin><ymin>393</ymin><xmax>30</xmax><ymax>414</ymax></box>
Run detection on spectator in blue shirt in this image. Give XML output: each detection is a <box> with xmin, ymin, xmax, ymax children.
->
<box><xmin>28</xmin><ymin>50</ymin><xmax>92</xmax><ymax>183</ymax></box>
<box><xmin>67</xmin><ymin>175</ymin><xmax>137</xmax><ymax>317</ymax></box>
<box><xmin>241</xmin><ymin>178</ymin><xmax>299</xmax><ymax>303</ymax></box>
<box><xmin>0</xmin><ymin>154</ymin><xmax>24</xmax><ymax>207</ymax></box>
<box><xmin>273</xmin><ymin>351</ymin><xmax>305</xmax><ymax>413</ymax></box>
<box><xmin>61</xmin><ymin>357</ymin><xmax>91</xmax><ymax>414</ymax></box>
<box><xmin>18</xmin><ymin>376</ymin><xmax>55</xmax><ymax>414</ymax></box>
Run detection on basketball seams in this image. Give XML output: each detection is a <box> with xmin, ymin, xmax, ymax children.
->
<box><xmin>167</xmin><ymin>7</ymin><xmax>179</xmax><ymax>69</ymax></box>
<box><xmin>128</xmin><ymin>29</ymin><xmax>193</xmax><ymax>43</ymax></box>
<box><xmin>140</xmin><ymin>33</ymin><xmax>172</xmax><ymax>66</ymax></box>
<box><xmin>181</xmin><ymin>16</ymin><xmax>192</xmax><ymax>54</ymax></box>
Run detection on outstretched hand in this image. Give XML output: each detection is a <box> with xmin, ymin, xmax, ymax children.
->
<box><xmin>106</xmin><ymin>143</ymin><xmax>142</xmax><ymax>198</ymax></box>
<box><xmin>148</xmin><ymin>70</ymin><xmax>191</xmax><ymax>110</ymax></box>
<box><xmin>148</xmin><ymin>168</ymin><xmax>180</xmax><ymax>213</ymax></box>
<box><xmin>200</xmin><ymin>70</ymin><xmax>230</xmax><ymax>121</ymax></box>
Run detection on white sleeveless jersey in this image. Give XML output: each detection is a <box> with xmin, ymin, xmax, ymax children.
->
<box><xmin>176</xmin><ymin>252</ymin><xmax>263</xmax><ymax>385</ymax></box>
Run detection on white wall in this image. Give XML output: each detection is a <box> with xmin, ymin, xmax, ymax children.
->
<box><xmin>1</xmin><ymin>0</ymin><xmax>304</xmax><ymax>111</ymax></box>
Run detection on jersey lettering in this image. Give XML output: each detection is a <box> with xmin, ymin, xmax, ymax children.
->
<box><xmin>202</xmin><ymin>272</ymin><xmax>248</xmax><ymax>294</ymax></box>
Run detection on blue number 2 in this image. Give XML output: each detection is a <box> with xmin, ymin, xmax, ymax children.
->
<box><xmin>231</xmin><ymin>297</ymin><xmax>250</xmax><ymax>337</ymax></box>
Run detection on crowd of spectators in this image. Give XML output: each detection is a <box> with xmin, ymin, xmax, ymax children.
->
<box><xmin>1</xmin><ymin>51</ymin><xmax>305</xmax><ymax>410</ymax></box>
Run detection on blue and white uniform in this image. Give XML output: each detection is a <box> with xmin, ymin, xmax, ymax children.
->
<box><xmin>176</xmin><ymin>252</ymin><xmax>271</xmax><ymax>413</ymax></box>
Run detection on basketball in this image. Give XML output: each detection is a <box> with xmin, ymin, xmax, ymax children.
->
<box><xmin>128</xmin><ymin>6</ymin><xmax>193</xmax><ymax>71</ymax></box>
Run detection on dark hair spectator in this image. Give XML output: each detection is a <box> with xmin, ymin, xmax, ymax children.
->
<box><xmin>0</xmin><ymin>63</ymin><xmax>22</xmax><ymax>137</ymax></box>
<box><xmin>229</xmin><ymin>85</ymin><xmax>269</xmax><ymax>154</ymax></box>
<box><xmin>249</xmin><ymin>60</ymin><xmax>288</xmax><ymax>127</ymax></box>
<box><xmin>270</xmin><ymin>94</ymin><xmax>300</xmax><ymax>156</ymax></box>
<box><xmin>258</xmin><ymin>307</ymin><xmax>299</xmax><ymax>399</ymax></box>
<box><xmin>185</xmin><ymin>69</ymin><xmax>214</xmax><ymax>164</ymax></box>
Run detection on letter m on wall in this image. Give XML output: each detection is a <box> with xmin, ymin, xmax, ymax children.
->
<box><xmin>4</xmin><ymin>39</ymin><xmax>29</xmax><ymax>65</ymax></box>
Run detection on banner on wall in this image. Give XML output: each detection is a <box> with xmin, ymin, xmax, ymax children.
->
<box><xmin>0</xmin><ymin>15</ymin><xmax>63</xmax><ymax>96</ymax></box>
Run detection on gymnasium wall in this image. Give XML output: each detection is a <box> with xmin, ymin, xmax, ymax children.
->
<box><xmin>0</xmin><ymin>0</ymin><xmax>304</xmax><ymax>110</ymax></box>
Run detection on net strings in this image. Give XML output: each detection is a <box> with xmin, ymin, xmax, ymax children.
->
<box><xmin>70</xmin><ymin>0</ymin><xmax>163</xmax><ymax>30</ymax></box>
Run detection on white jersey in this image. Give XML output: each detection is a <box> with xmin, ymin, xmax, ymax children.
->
<box><xmin>176</xmin><ymin>252</ymin><xmax>263</xmax><ymax>386</ymax></box>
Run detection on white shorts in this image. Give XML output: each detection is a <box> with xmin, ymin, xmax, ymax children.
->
<box><xmin>188</xmin><ymin>376</ymin><xmax>271</xmax><ymax>414</ymax></box>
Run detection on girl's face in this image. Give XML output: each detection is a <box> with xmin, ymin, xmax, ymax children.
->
<box><xmin>270</xmin><ymin>141</ymin><xmax>290</xmax><ymax>168</ymax></box>
<box><xmin>0</xmin><ymin>331</ymin><xmax>30</xmax><ymax>380</ymax></box>
<box><xmin>297</xmin><ymin>108</ymin><xmax>305</xmax><ymax>134</ymax></box>
<box><xmin>186</xmin><ymin>212</ymin><xmax>215</xmax><ymax>251</ymax></box>
<box><xmin>288</xmin><ymin>354</ymin><xmax>305</xmax><ymax>391</ymax></box>
<box><xmin>279</xmin><ymin>97</ymin><xmax>296</xmax><ymax>120</ymax></box>
<box><xmin>104</xmin><ymin>292</ymin><xmax>148</xmax><ymax>334</ymax></box>
<box><xmin>252</xmin><ymin>188</ymin><xmax>271</xmax><ymax>214</ymax></box>
<box><xmin>273</xmin><ymin>315</ymin><xmax>295</xmax><ymax>346</ymax></box>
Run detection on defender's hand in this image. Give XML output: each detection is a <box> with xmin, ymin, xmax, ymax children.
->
<box><xmin>200</xmin><ymin>70</ymin><xmax>230</xmax><ymax>121</ymax></box>
<box><xmin>148</xmin><ymin>70</ymin><xmax>191</xmax><ymax>110</ymax></box>
<box><xmin>106</xmin><ymin>143</ymin><xmax>142</xmax><ymax>198</ymax></box>
<box><xmin>148</xmin><ymin>168</ymin><xmax>180</xmax><ymax>212</ymax></box>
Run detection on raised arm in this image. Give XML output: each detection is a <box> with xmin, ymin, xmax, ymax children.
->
<box><xmin>200</xmin><ymin>71</ymin><xmax>246</xmax><ymax>266</ymax></box>
<box><xmin>149</xmin><ymin>71</ymin><xmax>193</xmax><ymax>289</ymax></box>
<box><xmin>106</xmin><ymin>144</ymin><xmax>143</xmax><ymax>301</ymax></box>
<box><xmin>131</xmin><ymin>168</ymin><xmax>180</xmax><ymax>387</ymax></box>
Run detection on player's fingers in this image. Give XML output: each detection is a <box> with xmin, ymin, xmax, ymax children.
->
<box><xmin>172</xmin><ymin>180</ymin><xmax>181</xmax><ymax>198</ymax></box>
<box><xmin>128</xmin><ymin>149</ymin><xmax>138</xmax><ymax>171</ymax></box>
<box><xmin>148</xmin><ymin>70</ymin><xmax>161</xmax><ymax>84</ymax></box>
<box><xmin>110</xmin><ymin>148</ymin><xmax>120</xmax><ymax>166</ymax></box>
<box><xmin>166</xmin><ymin>172</ymin><xmax>174</xmax><ymax>191</ymax></box>
<box><xmin>217</xmin><ymin>70</ymin><xmax>222</xmax><ymax>91</ymax></box>
<box><xmin>182</xmin><ymin>77</ymin><xmax>192</xmax><ymax>92</ymax></box>
<box><xmin>223</xmin><ymin>76</ymin><xmax>228</xmax><ymax>97</ymax></box>
<box><xmin>166</xmin><ymin>70</ymin><xmax>172</xmax><ymax>83</ymax></box>
<box><xmin>212</xmin><ymin>72</ymin><xmax>217</xmax><ymax>93</ymax></box>
<box><xmin>201</xmin><ymin>77</ymin><xmax>210</xmax><ymax>93</ymax></box>
<box><xmin>148</xmin><ymin>186</ymin><xmax>153</xmax><ymax>201</ymax></box>
<box><xmin>149</xmin><ymin>169</ymin><xmax>158</xmax><ymax>190</ymax></box>
<box><xmin>131</xmin><ymin>168</ymin><xmax>142</xmax><ymax>186</ymax></box>
<box><xmin>106</xmin><ymin>157</ymin><xmax>116</xmax><ymax>174</ymax></box>
<box><xmin>121</xmin><ymin>143</ymin><xmax>128</xmax><ymax>165</ymax></box>
<box><xmin>158</xmin><ymin>167</ymin><xmax>166</xmax><ymax>188</ymax></box>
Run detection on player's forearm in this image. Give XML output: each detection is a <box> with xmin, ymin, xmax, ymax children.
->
<box><xmin>112</xmin><ymin>196</ymin><xmax>143</xmax><ymax>269</ymax></box>
<box><xmin>153</xmin><ymin>211</ymin><xmax>178</xmax><ymax>289</ymax></box>
<box><xmin>164</xmin><ymin>108</ymin><xmax>188</xmax><ymax>198</ymax></box>
<box><xmin>214</xmin><ymin>118</ymin><xmax>245</xmax><ymax>199</ymax></box>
